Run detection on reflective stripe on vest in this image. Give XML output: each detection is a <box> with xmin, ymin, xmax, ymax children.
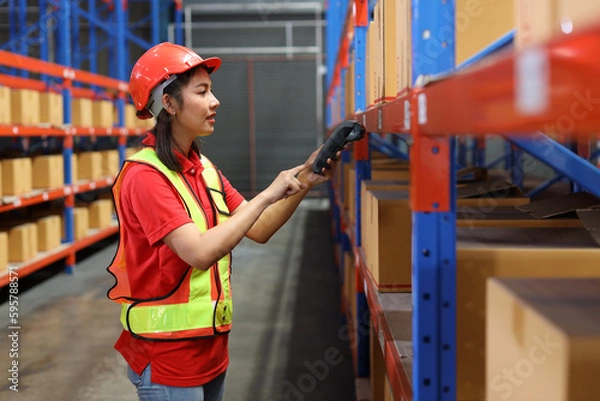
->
<box><xmin>107</xmin><ymin>147</ymin><xmax>233</xmax><ymax>341</ymax></box>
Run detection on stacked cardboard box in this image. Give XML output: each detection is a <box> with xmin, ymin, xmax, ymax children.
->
<box><xmin>125</xmin><ymin>104</ymin><xmax>137</xmax><ymax>129</ymax></box>
<box><xmin>101</xmin><ymin>150</ymin><xmax>120</xmax><ymax>178</ymax></box>
<box><xmin>0</xmin><ymin>86</ymin><xmax>12</xmax><ymax>124</ymax></box>
<box><xmin>72</xmin><ymin>98</ymin><xmax>93</xmax><ymax>127</ymax></box>
<box><xmin>93</xmin><ymin>100</ymin><xmax>114</xmax><ymax>128</ymax></box>
<box><xmin>486</xmin><ymin>277</ymin><xmax>600</xmax><ymax>401</ymax></box>
<box><xmin>74</xmin><ymin>206</ymin><xmax>89</xmax><ymax>240</ymax></box>
<box><xmin>515</xmin><ymin>0</ymin><xmax>600</xmax><ymax>48</ymax></box>
<box><xmin>40</xmin><ymin>92</ymin><xmax>64</xmax><ymax>126</ymax></box>
<box><xmin>7</xmin><ymin>223</ymin><xmax>38</xmax><ymax>262</ymax></box>
<box><xmin>32</xmin><ymin>154</ymin><xmax>64</xmax><ymax>189</ymax></box>
<box><xmin>1</xmin><ymin>158</ymin><xmax>33</xmax><ymax>196</ymax></box>
<box><xmin>89</xmin><ymin>199</ymin><xmax>114</xmax><ymax>230</ymax></box>
<box><xmin>11</xmin><ymin>89</ymin><xmax>41</xmax><ymax>125</ymax></box>
<box><xmin>78</xmin><ymin>152</ymin><xmax>102</xmax><ymax>180</ymax></box>
<box><xmin>456</xmin><ymin>227</ymin><xmax>600</xmax><ymax>400</ymax></box>
<box><xmin>456</xmin><ymin>0</ymin><xmax>514</xmax><ymax>65</ymax></box>
<box><xmin>37</xmin><ymin>215</ymin><xmax>62</xmax><ymax>252</ymax></box>
<box><xmin>0</xmin><ymin>231</ymin><xmax>8</xmax><ymax>271</ymax></box>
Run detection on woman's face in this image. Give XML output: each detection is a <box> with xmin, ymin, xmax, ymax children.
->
<box><xmin>171</xmin><ymin>68</ymin><xmax>220</xmax><ymax>137</ymax></box>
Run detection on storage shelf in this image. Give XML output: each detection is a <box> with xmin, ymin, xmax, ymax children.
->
<box><xmin>0</xmin><ymin>223</ymin><xmax>118</xmax><ymax>287</ymax></box>
<box><xmin>0</xmin><ymin>177</ymin><xmax>115</xmax><ymax>214</ymax></box>
<box><xmin>409</xmin><ymin>27</ymin><xmax>600</xmax><ymax>137</ymax></box>
<box><xmin>0</xmin><ymin>125</ymin><xmax>147</xmax><ymax>137</ymax></box>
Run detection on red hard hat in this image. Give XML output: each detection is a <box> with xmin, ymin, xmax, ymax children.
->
<box><xmin>129</xmin><ymin>42</ymin><xmax>221</xmax><ymax>119</ymax></box>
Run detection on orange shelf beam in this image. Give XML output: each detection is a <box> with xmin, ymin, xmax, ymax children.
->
<box><xmin>0</xmin><ymin>177</ymin><xmax>115</xmax><ymax>213</ymax></box>
<box><xmin>0</xmin><ymin>225</ymin><xmax>118</xmax><ymax>287</ymax></box>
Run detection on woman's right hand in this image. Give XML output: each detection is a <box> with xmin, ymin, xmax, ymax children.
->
<box><xmin>262</xmin><ymin>164</ymin><xmax>308</xmax><ymax>204</ymax></box>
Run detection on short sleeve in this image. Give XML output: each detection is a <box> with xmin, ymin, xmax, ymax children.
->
<box><xmin>120</xmin><ymin>163</ymin><xmax>193</xmax><ymax>246</ymax></box>
<box><xmin>218</xmin><ymin>169</ymin><xmax>245</xmax><ymax>213</ymax></box>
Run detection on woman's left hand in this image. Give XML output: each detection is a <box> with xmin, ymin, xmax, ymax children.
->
<box><xmin>297</xmin><ymin>145</ymin><xmax>343</xmax><ymax>187</ymax></box>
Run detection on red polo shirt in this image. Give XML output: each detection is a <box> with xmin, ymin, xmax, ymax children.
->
<box><xmin>114</xmin><ymin>133</ymin><xmax>245</xmax><ymax>387</ymax></box>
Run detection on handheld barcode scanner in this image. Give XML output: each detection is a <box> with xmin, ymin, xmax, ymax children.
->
<box><xmin>312</xmin><ymin>120</ymin><xmax>366</xmax><ymax>175</ymax></box>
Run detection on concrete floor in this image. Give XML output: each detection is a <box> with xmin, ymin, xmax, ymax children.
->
<box><xmin>0</xmin><ymin>199</ymin><xmax>356</xmax><ymax>401</ymax></box>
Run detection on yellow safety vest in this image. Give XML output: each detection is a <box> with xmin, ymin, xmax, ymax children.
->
<box><xmin>107</xmin><ymin>147</ymin><xmax>233</xmax><ymax>341</ymax></box>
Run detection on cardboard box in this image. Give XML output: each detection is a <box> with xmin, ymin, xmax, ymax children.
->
<box><xmin>101</xmin><ymin>150</ymin><xmax>120</xmax><ymax>178</ymax></box>
<box><xmin>70</xmin><ymin>153</ymin><xmax>78</xmax><ymax>183</ymax></box>
<box><xmin>37</xmin><ymin>215</ymin><xmax>62</xmax><ymax>251</ymax></box>
<box><xmin>0</xmin><ymin>86</ymin><xmax>12</xmax><ymax>124</ymax></box>
<box><xmin>72</xmin><ymin>98</ymin><xmax>93</xmax><ymax>127</ymax></box>
<box><xmin>366</xmin><ymin>21</ymin><xmax>375</xmax><ymax>108</ymax></box>
<box><xmin>125</xmin><ymin>104</ymin><xmax>137</xmax><ymax>129</ymax></box>
<box><xmin>396</xmin><ymin>0</ymin><xmax>411</xmax><ymax>93</ymax></box>
<box><xmin>93</xmin><ymin>100</ymin><xmax>114</xmax><ymax>128</ymax></box>
<box><xmin>11</xmin><ymin>89</ymin><xmax>40</xmax><ymax>125</ymax></box>
<box><xmin>0</xmin><ymin>231</ymin><xmax>8</xmax><ymax>272</ymax></box>
<box><xmin>89</xmin><ymin>199</ymin><xmax>113</xmax><ymax>229</ymax></box>
<box><xmin>74</xmin><ymin>206</ymin><xmax>89</xmax><ymax>240</ymax></box>
<box><xmin>1</xmin><ymin>157</ymin><xmax>33</xmax><ymax>196</ymax></box>
<box><xmin>456</xmin><ymin>0</ymin><xmax>514</xmax><ymax>65</ymax></box>
<box><xmin>8</xmin><ymin>223</ymin><xmax>37</xmax><ymax>262</ymax></box>
<box><xmin>347</xmin><ymin>164</ymin><xmax>411</xmax><ymax>225</ymax></box>
<box><xmin>32</xmin><ymin>154</ymin><xmax>64</xmax><ymax>189</ymax></box>
<box><xmin>364</xmin><ymin>190</ymin><xmax>412</xmax><ymax>292</ymax></box>
<box><xmin>360</xmin><ymin>180</ymin><xmax>410</xmax><ymax>260</ymax></box>
<box><xmin>40</xmin><ymin>92</ymin><xmax>64</xmax><ymax>126</ymax></box>
<box><xmin>515</xmin><ymin>0</ymin><xmax>600</xmax><ymax>48</ymax></box>
<box><xmin>456</xmin><ymin>227</ymin><xmax>600</xmax><ymax>400</ymax></box>
<box><xmin>78</xmin><ymin>152</ymin><xmax>102</xmax><ymax>180</ymax></box>
<box><xmin>383</xmin><ymin>0</ymin><xmax>398</xmax><ymax>101</ymax></box>
<box><xmin>487</xmin><ymin>278</ymin><xmax>600</xmax><ymax>401</ymax></box>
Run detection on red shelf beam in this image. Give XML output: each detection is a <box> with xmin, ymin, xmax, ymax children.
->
<box><xmin>0</xmin><ymin>125</ymin><xmax>146</xmax><ymax>137</ymax></box>
<box><xmin>357</xmin><ymin>95</ymin><xmax>410</xmax><ymax>134</ymax></box>
<box><xmin>0</xmin><ymin>177</ymin><xmax>115</xmax><ymax>214</ymax></box>
<box><xmin>416</xmin><ymin>26</ymin><xmax>600</xmax><ymax>137</ymax></box>
<box><xmin>0</xmin><ymin>50</ymin><xmax>127</xmax><ymax>92</ymax></box>
<box><xmin>0</xmin><ymin>225</ymin><xmax>118</xmax><ymax>287</ymax></box>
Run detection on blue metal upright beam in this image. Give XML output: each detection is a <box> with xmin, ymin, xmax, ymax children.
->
<box><xmin>57</xmin><ymin>0</ymin><xmax>74</xmax><ymax>254</ymax></box>
<box><xmin>411</xmin><ymin>0</ymin><xmax>457</xmax><ymax>400</ymax></box>
<box><xmin>353</xmin><ymin>0</ymin><xmax>371</xmax><ymax>380</ymax></box>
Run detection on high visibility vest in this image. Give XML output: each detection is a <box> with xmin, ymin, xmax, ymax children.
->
<box><xmin>107</xmin><ymin>147</ymin><xmax>233</xmax><ymax>341</ymax></box>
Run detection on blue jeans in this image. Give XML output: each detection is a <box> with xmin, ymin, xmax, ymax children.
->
<box><xmin>127</xmin><ymin>364</ymin><xmax>226</xmax><ymax>401</ymax></box>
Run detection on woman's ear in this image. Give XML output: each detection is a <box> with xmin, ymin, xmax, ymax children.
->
<box><xmin>162</xmin><ymin>93</ymin><xmax>176</xmax><ymax>116</ymax></box>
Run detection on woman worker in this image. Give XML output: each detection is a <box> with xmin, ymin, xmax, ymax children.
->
<box><xmin>107</xmin><ymin>42</ymin><xmax>340</xmax><ymax>401</ymax></box>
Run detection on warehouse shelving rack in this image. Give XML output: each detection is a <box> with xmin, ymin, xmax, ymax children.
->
<box><xmin>326</xmin><ymin>1</ymin><xmax>600</xmax><ymax>400</ymax></box>
<box><xmin>0</xmin><ymin>49</ymin><xmax>148</xmax><ymax>286</ymax></box>
<box><xmin>0</xmin><ymin>1</ymin><xmax>185</xmax><ymax>285</ymax></box>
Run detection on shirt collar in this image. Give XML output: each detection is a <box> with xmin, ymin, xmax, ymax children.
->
<box><xmin>142</xmin><ymin>133</ymin><xmax>204</xmax><ymax>174</ymax></box>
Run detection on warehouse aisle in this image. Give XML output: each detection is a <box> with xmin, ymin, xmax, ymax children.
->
<box><xmin>0</xmin><ymin>199</ymin><xmax>356</xmax><ymax>401</ymax></box>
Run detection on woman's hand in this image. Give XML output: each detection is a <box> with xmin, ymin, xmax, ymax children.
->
<box><xmin>297</xmin><ymin>145</ymin><xmax>343</xmax><ymax>187</ymax></box>
<box><xmin>262</xmin><ymin>164</ymin><xmax>308</xmax><ymax>204</ymax></box>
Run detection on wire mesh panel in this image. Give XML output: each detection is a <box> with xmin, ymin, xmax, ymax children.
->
<box><xmin>186</xmin><ymin>3</ymin><xmax>324</xmax><ymax>196</ymax></box>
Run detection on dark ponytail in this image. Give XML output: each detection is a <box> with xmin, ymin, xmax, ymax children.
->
<box><xmin>149</xmin><ymin>65</ymin><xmax>206</xmax><ymax>172</ymax></box>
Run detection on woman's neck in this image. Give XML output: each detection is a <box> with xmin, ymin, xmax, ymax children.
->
<box><xmin>172</xmin><ymin>134</ymin><xmax>193</xmax><ymax>157</ymax></box>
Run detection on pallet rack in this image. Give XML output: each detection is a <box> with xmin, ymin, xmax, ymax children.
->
<box><xmin>326</xmin><ymin>1</ymin><xmax>600</xmax><ymax>400</ymax></box>
<box><xmin>0</xmin><ymin>0</ymin><xmax>183</xmax><ymax>284</ymax></box>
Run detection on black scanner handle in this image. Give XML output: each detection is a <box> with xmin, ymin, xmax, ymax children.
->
<box><xmin>311</xmin><ymin>120</ymin><xmax>366</xmax><ymax>175</ymax></box>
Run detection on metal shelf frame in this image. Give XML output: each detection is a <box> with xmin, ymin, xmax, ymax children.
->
<box><xmin>325</xmin><ymin>1</ymin><xmax>600</xmax><ymax>400</ymax></box>
<box><xmin>0</xmin><ymin>1</ymin><xmax>185</xmax><ymax>282</ymax></box>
